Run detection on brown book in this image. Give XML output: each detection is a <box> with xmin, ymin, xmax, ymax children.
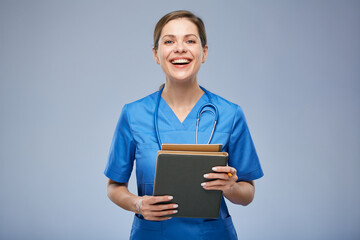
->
<box><xmin>161</xmin><ymin>143</ymin><xmax>222</xmax><ymax>152</ymax></box>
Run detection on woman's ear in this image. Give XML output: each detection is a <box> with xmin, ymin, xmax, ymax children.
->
<box><xmin>202</xmin><ymin>45</ymin><xmax>208</xmax><ymax>63</ymax></box>
<box><xmin>152</xmin><ymin>47</ymin><xmax>160</xmax><ymax>64</ymax></box>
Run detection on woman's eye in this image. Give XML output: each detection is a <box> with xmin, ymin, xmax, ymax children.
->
<box><xmin>164</xmin><ymin>40</ymin><xmax>173</xmax><ymax>44</ymax></box>
<box><xmin>187</xmin><ymin>40</ymin><xmax>196</xmax><ymax>44</ymax></box>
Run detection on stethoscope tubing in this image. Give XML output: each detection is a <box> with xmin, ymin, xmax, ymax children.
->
<box><xmin>155</xmin><ymin>86</ymin><xmax>218</xmax><ymax>149</ymax></box>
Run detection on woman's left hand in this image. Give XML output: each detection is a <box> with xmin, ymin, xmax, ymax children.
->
<box><xmin>201</xmin><ymin>166</ymin><xmax>238</xmax><ymax>195</ymax></box>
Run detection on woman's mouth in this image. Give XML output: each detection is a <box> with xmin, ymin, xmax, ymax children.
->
<box><xmin>170</xmin><ymin>58</ymin><xmax>191</xmax><ymax>65</ymax></box>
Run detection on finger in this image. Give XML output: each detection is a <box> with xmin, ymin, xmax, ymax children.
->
<box><xmin>203</xmin><ymin>172</ymin><xmax>229</xmax><ymax>180</ymax></box>
<box><xmin>145</xmin><ymin>195</ymin><xmax>173</xmax><ymax>205</ymax></box>
<box><xmin>150</xmin><ymin>203</ymin><xmax>178</xmax><ymax>211</ymax></box>
<box><xmin>212</xmin><ymin>166</ymin><xmax>233</xmax><ymax>173</ymax></box>
<box><xmin>201</xmin><ymin>180</ymin><xmax>228</xmax><ymax>192</ymax></box>
<box><xmin>212</xmin><ymin>166</ymin><xmax>236</xmax><ymax>175</ymax></box>
<box><xmin>201</xmin><ymin>179</ymin><xmax>226</xmax><ymax>188</ymax></box>
<box><xmin>150</xmin><ymin>209</ymin><xmax>178</xmax><ymax>217</ymax></box>
<box><xmin>202</xmin><ymin>185</ymin><xmax>225</xmax><ymax>191</ymax></box>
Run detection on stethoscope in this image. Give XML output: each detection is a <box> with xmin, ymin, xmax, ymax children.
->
<box><xmin>154</xmin><ymin>85</ymin><xmax>219</xmax><ymax>149</ymax></box>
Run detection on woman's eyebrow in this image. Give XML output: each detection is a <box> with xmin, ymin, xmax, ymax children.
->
<box><xmin>161</xmin><ymin>34</ymin><xmax>200</xmax><ymax>39</ymax></box>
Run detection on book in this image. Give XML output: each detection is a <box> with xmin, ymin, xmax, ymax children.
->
<box><xmin>153</xmin><ymin>146</ymin><xmax>228</xmax><ymax>219</ymax></box>
<box><xmin>161</xmin><ymin>143</ymin><xmax>222</xmax><ymax>152</ymax></box>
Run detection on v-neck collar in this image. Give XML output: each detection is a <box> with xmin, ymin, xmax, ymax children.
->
<box><xmin>160</xmin><ymin>93</ymin><xmax>208</xmax><ymax>130</ymax></box>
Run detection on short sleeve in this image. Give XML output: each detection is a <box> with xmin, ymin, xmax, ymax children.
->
<box><xmin>104</xmin><ymin>104</ymin><xmax>136</xmax><ymax>183</ymax></box>
<box><xmin>228</xmin><ymin>106</ymin><xmax>263</xmax><ymax>181</ymax></box>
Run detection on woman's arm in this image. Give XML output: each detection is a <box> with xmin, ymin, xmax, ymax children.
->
<box><xmin>223</xmin><ymin>181</ymin><xmax>255</xmax><ymax>205</ymax></box>
<box><xmin>106</xmin><ymin>180</ymin><xmax>140</xmax><ymax>213</ymax></box>
<box><xmin>201</xmin><ymin>166</ymin><xmax>255</xmax><ymax>206</ymax></box>
<box><xmin>106</xmin><ymin>179</ymin><xmax>178</xmax><ymax>221</ymax></box>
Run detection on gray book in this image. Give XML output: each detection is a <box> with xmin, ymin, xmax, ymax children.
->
<box><xmin>153</xmin><ymin>150</ymin><xmax>228</xmax><ymax>219</ymax></box>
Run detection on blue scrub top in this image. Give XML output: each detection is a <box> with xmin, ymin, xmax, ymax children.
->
<box><xmin>105</xmin><ymin>89</ymin><xmax>263</xmax><ymax>240</ymax></box>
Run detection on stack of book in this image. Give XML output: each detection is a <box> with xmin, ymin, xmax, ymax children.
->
<box><xmin>153</xmin><ymin>144</ymin><xmax>228</xmax><ymax>219</ymax></box>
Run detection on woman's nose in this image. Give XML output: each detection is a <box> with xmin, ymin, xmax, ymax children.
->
<box><xmin>174</xmin><ymin>42</ymin><xmax>187</xmax><ymax>53</ymax></box>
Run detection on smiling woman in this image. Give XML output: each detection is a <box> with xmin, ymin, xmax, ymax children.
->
<box><xmin>105</xmin><ymin>10</ymin><xmax>263</xmax><ymax>240</ymax></box>
<box><xmin>153</xmin><ymin>18</ymin><xmax>207</xmax><ymax>87</ymax></box>
<box><xmin>153</xmin><ymin>10</ymin><xmax>207</xmax><ymax>93</ymax></box>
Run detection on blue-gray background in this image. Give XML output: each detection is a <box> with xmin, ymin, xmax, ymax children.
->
<box><xmin>1</xmin><ymin>0</ymin><xmax>359</xmax><ymax>239</ymax></box>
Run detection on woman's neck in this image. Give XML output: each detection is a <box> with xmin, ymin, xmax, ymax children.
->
<box><xmin>161</xmin><ymin>78</ymin><xmax>204</xmax><ymax>122</ymax></box>
<box><xmin>162</xmin><ymin>79</ymin><xmax>203</xmax><ymax>107</ymax></box>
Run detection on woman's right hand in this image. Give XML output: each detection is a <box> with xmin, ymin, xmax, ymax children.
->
<box><xmin>135</xmin><ymin>195</ymin><xmax>178</xmax><ymax>221</ymax></box>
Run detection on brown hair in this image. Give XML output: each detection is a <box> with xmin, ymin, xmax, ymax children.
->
<box><xmin>153</xmin><ymin>10</ymin><xmax>207</xmax><ymax>51</ymax></box>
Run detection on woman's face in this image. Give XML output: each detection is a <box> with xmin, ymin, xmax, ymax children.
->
<box><xmin>153</xmin><ymin>18</ymin><xmax>208</xmax><ymax>83</ymax></box>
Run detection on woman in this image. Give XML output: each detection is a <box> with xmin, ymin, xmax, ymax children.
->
<box><xmin>105</xmin><ymin>10</ymin><xmax>263</xmax><ymax>239</ymax></box>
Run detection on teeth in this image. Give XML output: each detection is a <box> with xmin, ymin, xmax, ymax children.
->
<box><xmin>171</xmin><ymin>59</ymin><xmax>190</xmax><ymax>64</ymax></box>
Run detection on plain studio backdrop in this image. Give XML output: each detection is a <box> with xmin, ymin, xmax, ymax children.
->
<box><xmin>0</xmin><ymin>0</ymin><xmax>359</xmax><ymax>239</ymax></box>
